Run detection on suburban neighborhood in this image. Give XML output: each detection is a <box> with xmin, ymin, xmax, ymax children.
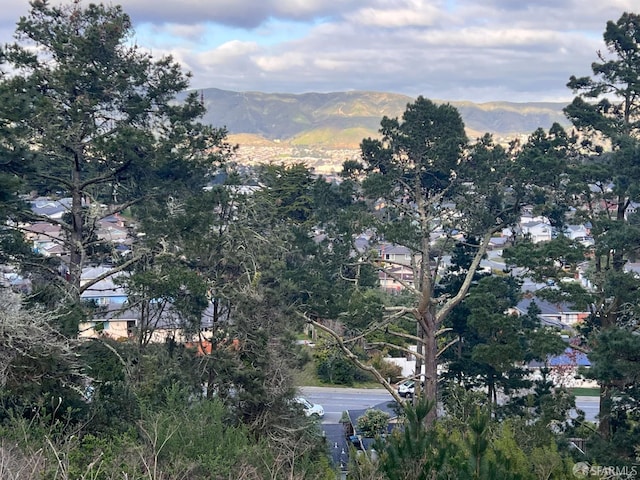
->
<box><xmin>1</xmin><ymin>2</ymin><xmax>639</xmax><ymax>478</ymax></box>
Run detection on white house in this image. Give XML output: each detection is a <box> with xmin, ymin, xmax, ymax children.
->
<box><xmin>520</xmin><ymin>220</ymin><xmax>553</xmax><ymax>243</ymax></box>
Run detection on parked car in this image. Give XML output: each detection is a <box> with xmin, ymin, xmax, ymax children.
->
<box><xmin>397</xmin><ymin>379</ymin><xmax>424</xmax><ymax>398</ymax></box>
<box><xmin>295</xmin><ymin>397</ymin><xmax>324</xmax><ymax>418</ymax></box>
<box><xmin>397</xmin><ymin>380</ymin><xmax>415</xmax><ymax>398</ymax></box>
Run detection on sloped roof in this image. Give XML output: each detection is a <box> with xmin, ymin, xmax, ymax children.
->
<box><xmin>490</xmin><ymin>237</ymin><xmax>508</xmax><ymax>246</ymax></box>
<box><xmin>548</xmin><ymin>347</ymin><xmax>591</xmax><ymax>367</ymax></box>
<box><xmin>30</xmin><ymin>197</ymin><xmax>72</xmax><ymax>218</ymax></box>
<box><xmin>377</xmin><ymin>243</ymin><xmax>412</xmax><ymax>255</ymax></box>
<box><xmin>91</xmin><ymin>301</ymin><xmax>218</xmax><ymax>329</ymax></box>
<box><xmin>80</xmin><ymin>266</ymin><xmax>127</xmax><ymax>299</ymax></box>
<box><xmin>346</xmin><ymin>400</ymin><xmax>402</xmax><ymax>435</ymax></box>
<box><xmin>516</xmin><ymin>297</ymin><xmax>584</xmax><ymax>316</ymax></box>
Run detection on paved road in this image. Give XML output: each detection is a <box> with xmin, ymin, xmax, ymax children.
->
<box><xmin>574</xmin><ymin>395</ymin><xmax>599</xmax><ymax>423</ymax></box>
<box><xmin>299</xmin><ymin>386</ymin><xmax>599</xmax><ymax>424</ymax></box>
<box><xmin>300</xmin><ymin>386</ymin><xmax>395</xmax><ymax>424</ymax></box>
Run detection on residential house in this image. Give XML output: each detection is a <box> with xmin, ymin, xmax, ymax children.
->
<box><xmin>520</xmin><ymin>220</ymin><xmax>553</xmax><ymax>243</ymax></box>
<box><xmin>515</xmin><ymin>297</ymin><xmax>589</xmax><ymax>329</ymax></box>
<box><xmin>527</xmin><ymin>347</ymin><xmax>596</xmax><ymax>389</ymax></box>
<box><xmin>376</xmin><ymin>243</ymin><xmax>413</xmax><ymax>265</ymax></box>
<box><xmin>23</xmin><ymin>222</ymin><xmax>64</xmax><ymax>256</ymax></box>
<box><xmin>30</xmin><ymin>197</ymin><xmax>73</xmax><ymax>219</ymax></box>
<box><xmin>626</xmin><ymin>201</ymin><xmax>640</xmax><ymax>219</ymax></box>
<box><xmin>489</xmin><ymin>236</ymin><xmax>509</xmax><ymax>251</ymax></box>
<box><xmin>343</xmin><ymin>401</ymin><xmax>401</xmax><ymax>453</ymax></box>
<box><xmin>564</xmin><ymin>224</ymin><xmax>590</xmax><ymax>240</ymax></box>
<box><xmin>564</xmin><ymin>224</ymin><xmax>594</xmax><ymax>247</ymax></box>
<box><xmin>79</xmin><ymin>301</ymin><xmax>218</xmax><ymax>342</ymax></box>
<box><xmin>80</xmin><ymin>266</ymin><xmax>128</xmax><ymax>306</ymax></box>
<box><xmin>96</xmin><ymin>214</ymin><xmax>129</xmax><ymax>244</ymax></box>
<box><xmin>26</xmin><ymin>196</ymin><xmax>134</xmax><ymax>258</ymax></box>
<box><xmin>624</xmin><ymin>262</ymin><xmax>640</xmax><ymax>277</ymax></box>
<box><xmin>354</xmin><ymin>232</ymin><xmax>373</xmax><ymax>254</ymax></box>
<box><xmin>79</xmin><ymin>303</ymin><xmax>136</xmax><ymax>339</ymax></box>
<box><xmin>378</xmin><ymin>264</ymin><xmax>414</xmax><ymax>293</ymax></box>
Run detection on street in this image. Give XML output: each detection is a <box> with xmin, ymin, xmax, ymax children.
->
<box><xmin>299</xmin><ymin>386</ymin><xmax>599</xmax><ymax>424</ymax></box>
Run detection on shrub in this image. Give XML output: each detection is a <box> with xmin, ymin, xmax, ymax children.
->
<box><xmin>314</xmin><ymin>344</ymin><xmax>370</xmax><ymax>385</ymax></box>
<box><xmin>356</xmin><ymin>409</ymin><xmax>390</xmax><ymax>438</ymax></box>
<box><xmin>370</xmin><ymin>353</ymin><xmax>403</xmax><ymax>383</ymax></box>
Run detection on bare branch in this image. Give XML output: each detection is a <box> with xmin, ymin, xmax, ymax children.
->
<box><xmin>366</xmin><ymin>341</ymin><xmax>424</xmax><ymax>361</ymax></box>
<box><xmin>0</xmin><ymin>289</ymin><xmax>83</xmax><ymax>388</ymax></box>
<box><xmin>300</xmin><ymin>312</ymin><xmax>404</xmax><ymax>404</ymax></box>
<box><xmin>78</xmin><ymin>253</ymin><xmax>144</xmax><ymax>295</ymax></box>
<box><xmin>437</xmin><ymin>337</ymin><xmax>459</xmax><ymax>358</ymax></box>
<box><xmin>436</xmin><ymin>230</ymin><xmax>493</xmax><ymax>323</ymax></box>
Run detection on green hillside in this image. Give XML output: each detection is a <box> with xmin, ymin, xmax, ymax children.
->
<box><xmin>197</xmin><ymin>88</ymin><xmax>570</xmax><ymax>148</ymax></box>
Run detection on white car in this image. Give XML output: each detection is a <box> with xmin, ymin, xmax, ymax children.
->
<box><xmin>295</xmin><ymin>397</ymin><xmax>324</xmax><ymax>418</ymax></box>
<box><xmin>397</xmin><ymin>379</ymin><xmax>424</xmax><ymax>398</ymax></box>
<box><xmin>397</xmin><ymin>380</ymin><xmax>416</xmax><ymax>398</ymax></box>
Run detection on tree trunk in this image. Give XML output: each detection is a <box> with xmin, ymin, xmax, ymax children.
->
<box><xmin>69</xmin><ymin>164</ymin><xmax>84</xmax><ymax>302</ymax></box>
<box><xmin>415</xmin><ymin>322</ymin><xmax>423</xmax><ymax>393</ymax></box>
<box><xmin>422</xmin><ymin>308</ymin><xmax>438</xmax><ymax>425</ymax></box>
<box><xmin>598</xmin><ymin>384</ymin><xmax>612</xmax><ymax>439</ymax></box>
<box><xmin>597</xmin><ymin>295</ymin><xmax>620</xmax><ymax>440</ymax></box>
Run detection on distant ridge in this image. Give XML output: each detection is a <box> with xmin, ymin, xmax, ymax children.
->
<box><xmin>196</xmin><ymin>88</ymin><xmax>570</xmax><ymax>148</ymax></box>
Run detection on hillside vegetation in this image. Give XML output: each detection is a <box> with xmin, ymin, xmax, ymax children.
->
<box><xmin>199</xmin><ymin>88</ymin><xmax>570</xmax><ymax>147</ymax></box>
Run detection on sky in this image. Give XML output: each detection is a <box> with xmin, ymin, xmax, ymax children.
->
<box><xmin>0</xmin><ymin>0</ymin><xmax>636</xmax><ymax>103</ymax></box>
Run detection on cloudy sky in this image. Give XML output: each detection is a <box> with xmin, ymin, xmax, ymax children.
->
<box><xmin>0</xmin><ymin>0</ymin><xmax>635</xmax><ymax>103</ymax></box>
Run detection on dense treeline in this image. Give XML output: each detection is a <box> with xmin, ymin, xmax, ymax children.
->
<box><xmin>1</xmin><ymin>2</ymin><xmax>640</xmax><ymax>478</ymax></box>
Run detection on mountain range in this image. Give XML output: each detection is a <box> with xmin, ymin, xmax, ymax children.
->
<box><xmin>196</xmin><ymin>88</ymin><xmax>571</xmax><ymax>149</ymax></box>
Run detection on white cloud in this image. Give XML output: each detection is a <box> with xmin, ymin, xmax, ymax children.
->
<box><xmin>0</xmin><ymin>0</ymin><xmax>635</xmax><ymax>101</ymax></box>
<box><xmin>349</xmin><ymin>1</ymin><xmax>445</xmax><ymax>28</ymax></box>
<box><xmin>255</xmin><ymin>52</ymin><xmax>308</xmax><ymax>72</ymax></box>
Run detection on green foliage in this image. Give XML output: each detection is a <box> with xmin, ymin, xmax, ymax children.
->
<box><xmin>378</xmin><ymin>399</ymin><xmax>455</xmax><ymax>480</ymax></box>
<box><xmin>529</xmin><ymin>440</ymin><xmax>571</xmax><ymax>480</ymax></box>
<box><xmin>370</xmin><ymin>353</ymin><xmax>403</xmax><ymax>384</ymax></box>
<box><xmin>584</xmin><ymin>327</ymin><xmax>640</xmax><ymax>461</ymax></box>
<box><xmin>511</xmin><ymin>125</ymin><xmax>577</xmax><ymax>229</ymax></box>
<box><xmin>3</xmin><ymin>4</ymin><xmax>640</xmax><ymax>477</ymax></box>
<box><xmin>441</xmin><ymin>384</ymin><xmax>490</xmax><ymax>429</ymax></box>
<box><xmin>0</xmin><ymin>0</ymin><xmax>231</xmax><ymax>301</ymax></box>
<box><xmin>120</xmin><ymin>253</ymin><xmax>210</xmax><ymax>347</ymax></box>
<box><xmin>520</xmin><ymin>11</ymin><xmax>640</xmax><ymax>453</ymax></box>
<box><xmin>588</xmin><ymin>328</ymin><xmax>640</xmax><ymax>387</ymax></box>
<box><xmin>0</xmin><ymin>393</ymin><xmax>333</xmax><ymax>480</ymax></box>
<box><xmin>256</xmin><ymin>162</ymin><xmax>317</xmax><ymax>225</ymax></box>
<box><xmin>503</xmin><ymin>237</ymin><xmax>586</xmax><ymax>285</ymax></box>
<box><xmin>0</xmin><ymin>290</ymin><xmax>87</xmax><ymax>426</ymax></box>
<box><xmin>356</xmin><ymin>409</ymin><xmax>391</xmax><ymax>438</ymax></box>
<box><xmin>441</xmin><ymin>273</ymin><xmax>566</xmax><ymax>407</ymax></box>
<box><xmin>314</xmin><ymin>342</ymin><xmax>369</xmax><ymax>385</ymax></box>
<box><xmin>344</xmin><ymin>289</ymin><xmax>385</xmax><ymax>331</ymax></box>
<box><xmin>465</xmin><ymin>408</ymin><xmax>493</xmax><ymax>479</ymax></box>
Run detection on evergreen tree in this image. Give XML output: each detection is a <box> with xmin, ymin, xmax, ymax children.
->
<box><xmin>308</xmin><ymin>97</ymin><xmax>536</xmax><ymax>422</ymax></box>
<box><xmin>0</xmin><ymin>1</ymin><xmax>231</xmax><ymax>324</ymax></box>
<box><xmin>563</xmin><ymin>12</ymin><xmax>640</xmax><ymax>445</ymax></box>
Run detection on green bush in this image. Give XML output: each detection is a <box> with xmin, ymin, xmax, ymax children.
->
<box><xmin>356</xmin><ymin>409</ymin><xmax>390</xmax><ymax>438</ymax></box>
<box><xmin>314</xmin><ymin>344</ymin><xmax>369</xmax><ymax>385</ymax></box>
<box><xmin>370</xmin><ymin>353</ymin><xmax>403</xmax><ymax>383</ymax></box>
